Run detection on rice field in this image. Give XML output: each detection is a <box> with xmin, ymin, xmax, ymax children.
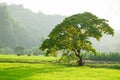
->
<box><xmin>0</xmin><ymin>54</ymin><xmax>120</xmax><ymax>80</ymax></box>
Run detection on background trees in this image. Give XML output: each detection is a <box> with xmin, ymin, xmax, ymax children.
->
<box><xmin>40</xmin><ymin>12</ymin><xmax>114</xmax><ymax>66</ymax></box>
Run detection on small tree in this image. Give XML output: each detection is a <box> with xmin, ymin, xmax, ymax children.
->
<box><xmin>40</xmin><ymin>12</ymin><xmax>114</xmax><ymax>66</ymax></box>
<box><xmin>15</xmin><ymin>46</ymin><xmax>25</xmax><ymax>56</ymax></box>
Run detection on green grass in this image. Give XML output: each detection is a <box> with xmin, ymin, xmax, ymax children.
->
<box><xmin>0</xmin><ymin>54</ymin><xmax>58</xmax><ymax>63</ymax></box>
<box><xmin>0</xmin><ymin>62</ymin><xmax>120</xmax><ymax>80</ymax></box>
<box><xmin>0</xmin><ymin>54</ymin><xmax>120</xmax><ymax>80</ymax></box>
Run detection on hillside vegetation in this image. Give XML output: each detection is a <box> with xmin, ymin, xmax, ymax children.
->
<box><xmin>0</xmin><ymin>3</ymin><xmax>64</xmax><ymax>49</ymax></box>
<box><xmin>0</xmin><ymin>5</ymin><xmax>33</xmax><ymax>48</ymax></box>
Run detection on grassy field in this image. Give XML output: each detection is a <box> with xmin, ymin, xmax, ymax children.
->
<box><xmin>0</xmin><ymin>54</ymin><xmax>120</xmax><ymax>80</ymax></box>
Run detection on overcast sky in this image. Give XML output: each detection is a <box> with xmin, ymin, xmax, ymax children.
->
<box><xmin>0</xmin><ymin>0</ymin><xmax>120</xmax><ymax>30</ymax></box>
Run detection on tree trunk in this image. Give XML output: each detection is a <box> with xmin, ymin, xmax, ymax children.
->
<box><xmin>77</xmin><ymin>56</ymin><xmax>84</xmax><ymax>66</ymax></box>
<box><xmin>73</xmin><ymin>49</ymin><xmax>85</xmax><ymax>66</ymax></box>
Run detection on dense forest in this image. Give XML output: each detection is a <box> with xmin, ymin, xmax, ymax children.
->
<box><xmin>0</xmin><ymin>3</ymin><xmax>120</xmax><ymax>52</ymax></box>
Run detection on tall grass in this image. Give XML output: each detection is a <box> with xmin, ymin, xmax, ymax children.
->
<box><xmin>84</xmin><ymin>52</ymin><xmax>120</xmax><ymax>61</ymax></box>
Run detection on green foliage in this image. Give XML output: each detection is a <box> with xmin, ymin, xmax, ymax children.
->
<box><xmin>40</xmin><ymin>12</ymin><xmax>114</xmax><ymax>65</ymax></box>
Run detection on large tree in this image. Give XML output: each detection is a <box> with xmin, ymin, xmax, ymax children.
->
<box><xmin>40</xmin><ymin>12</ymin><xmax>114</xmax><ymax>66</ymax></box>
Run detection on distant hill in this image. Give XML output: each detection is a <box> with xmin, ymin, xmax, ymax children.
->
<box><xmin>0</xmin><ymin>3</ymin><xmax>65</xmax><ymax>49</ymax></box>
<box><xmin>7</xmin><ymin>4</ymin><xmax>65</xmax><ymax>46</ymax></box>
<box><xmin>0</xmin><ymin>4</ymin><xmax>34</xmax><ymax>48</ymax></box>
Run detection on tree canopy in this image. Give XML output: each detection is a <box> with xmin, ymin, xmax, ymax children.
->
<box><xmin>40</xmin><ymin>12</ymin><xmax>114</xmax><ymax>66</ymax></box>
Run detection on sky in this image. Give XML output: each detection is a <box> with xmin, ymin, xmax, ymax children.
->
<box><xmin>0</xmin><ymin>0</ymin><xmax>120</xmax><ymax>30</ymax></box>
